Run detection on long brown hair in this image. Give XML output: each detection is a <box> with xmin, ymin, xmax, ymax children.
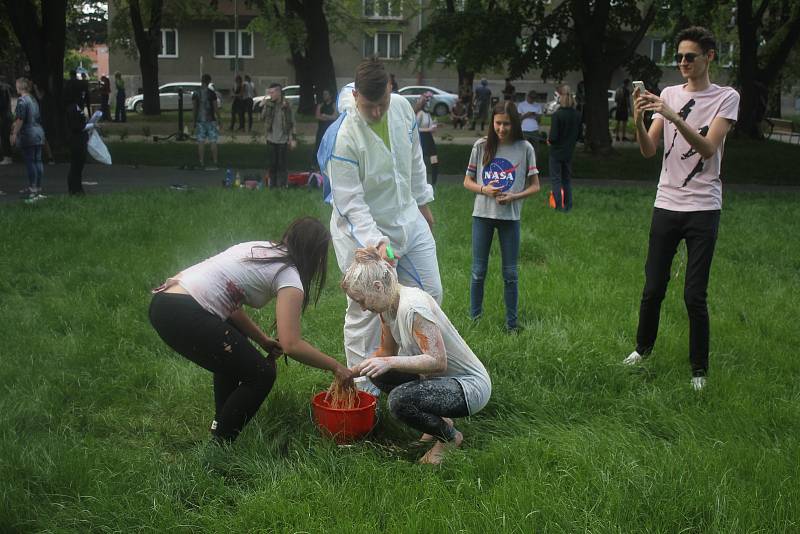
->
<box><xmin>483</xmin><ymin>101</ymin><xmax>524</xmax><ymax>166</ymax></box>
<box><xmin>245</xmin><ymin>217</ymin><xmax>330</xmax><ymax>312</ymax></box>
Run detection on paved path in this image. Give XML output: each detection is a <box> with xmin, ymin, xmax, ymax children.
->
<box><xmin>1</xmin><ymin>162</ymin><xmax>797</xmax><ymax>204</ymax></box>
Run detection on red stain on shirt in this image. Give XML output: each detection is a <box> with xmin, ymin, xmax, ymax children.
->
<box><xmin>225</xmin><ymin>280</ymin><xmax>245</xmax><ymax>312</ymax></box>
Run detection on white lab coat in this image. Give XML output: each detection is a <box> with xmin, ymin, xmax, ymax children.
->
<box><xmin>322</xmin><ymin>84</ymin><xmax>443</xmax><ymax>394</ymax></box>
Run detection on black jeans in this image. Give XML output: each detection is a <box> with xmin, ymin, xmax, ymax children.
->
<box><xmin>244</xmin><ymin>98</ymin><xmax>254</xmax><ymax>131</ymax></box>
<box><xmin>267</xmin><ymin>142</ymin><xmax>288</xmax><ymax>188</ymax></box>
<box><xmin>67</xmin><ymin>140</ymin><xmax>86</xmax><ymax>195</ymax></box>
<box><xmin>636</xmin><ymin>208</ymin><xmax>720</xmax><ymax>376</ymax></box>
<box><xmin>149</xmin><ymin>292</ymin><xmax>277</xmax><ymax>442</ymax></box>
<box><xmin>371</xmin><ymin>370</ymin><xmax>469</xmax><ymax>442</ymax></box>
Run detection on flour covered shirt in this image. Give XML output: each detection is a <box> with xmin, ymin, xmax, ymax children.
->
<box><xmin>654</xmin><ymin>83</ymin><xmax>739</xmax><ymax>211</ymax></box>
<box><xmin>384</xmin><ymin>286</ymin><xmax>492</xmax><ymax>415</ymax></box>
<box><xmin>167</xmin><ymin>241</ymin><xmax>303</xmax><ymax>319</ymax></box>
<box><xmin>467</xmin><ymin>138</ymin><xmax>537</xmax><ymax>220</ymax></box>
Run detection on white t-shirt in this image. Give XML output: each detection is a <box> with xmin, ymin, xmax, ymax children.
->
<box><xmin>383</xmin><ymin>286</ymin><xmax>492</xmax><ymax>415</ymax></box>
<box><xmin>467</xmin><ymin>138</ymin><xmax>538</xmax><ymax>221</ymax></box>
<box><xmin>167</xmin><ymin>241</ymin><xmax>304</xmax><ymax>319</ymax></box>
<box><xmin>517</xmin><ymin>100</ymin><xmax>542</xmax><ymax>133</ymax></box>
<box><xmin>654</xmin><ymin>83</ymin><xmax>740</xmax><ymax>211</ymax></box>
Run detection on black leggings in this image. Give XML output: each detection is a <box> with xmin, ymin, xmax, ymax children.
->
<box><xmin>148</xmin><ymin>292</ymin><xmax>277</xmax><ymax>442</ymax></box>
<box><xmin>372</xmin><ymin>371</ymin><xmax>469</xmax><ymax>442</ymax></box>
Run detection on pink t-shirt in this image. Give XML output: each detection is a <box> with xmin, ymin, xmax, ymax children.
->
<box><xmin>159</xmin><ymin>241</ymin><xmax>303</xmax><ymax>319</ymax></box>
<box><xmin>653</xmin><ymin>83</ymin><xmax>739</xmax><ymax>211</ymax></box>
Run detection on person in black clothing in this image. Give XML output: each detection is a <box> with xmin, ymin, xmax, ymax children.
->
<box><xmin>0</xmin><ymin>75</ymin><xmax>13</xmax><ymax>166</ymax></box>
<box><xmin>100</xmin><ymin>75</ymin><xmax>111</xmax><ymax>120</ymax></box>
<box><xmin>502</xmin><ymin>78</ymin><xmax>515</xmax><ymax>101</ymax></box>
<box><xmin>64</xmin><ymin>91</ymin><xmax>88</xmax><ymax>195</ymax></box>
<box><xmin>230</xmin><ymin>75</ymin><xmax>244</xmax><ymax>130</ymax></box>
<box><xmin>313</xmin><ymin>89</ymin><xmax>338</xmax><ymax>168</ymax></box>
<box><xmin>614</xmin><ymin>79</ymin><xmax>632</xmax><ymax>142</ymax></box>
<box><xmin>547</xmin><ymin>85</ymin><xmax>582</xmax><ymax>211</ymax></box>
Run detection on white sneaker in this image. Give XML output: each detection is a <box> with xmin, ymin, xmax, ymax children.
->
<box><xmin>691</xmin><ymin>377</ymin><xmax>706</xmax><ymax>391</ymax></box>
<box><xmin>622</xmin><ymin>350</ymin><xmax>645</xmax><ymax>365</ymax></box>
<box><xmin>0</xmin><ymin>157</ymin><xmax>12</xmax><ymax>165</ymax></box>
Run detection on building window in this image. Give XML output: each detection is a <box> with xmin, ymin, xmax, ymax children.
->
<box><xmin>363</xmin><ymin>32</ymin><xmax>402</xmax><ymax>59</ymax></box>
<box><xmin>213</xmin><ymin>30</ymin><xmax>254</xmax><ymax>58</ymax></box>
<box><xmin>651</xmin><ymin>39</ymin><xmax>670</xmax><ymax>65</ymax></box>
<box><xmin>363</xmin><ymin>0</ymin><xmax>402</xmax><ymax>19</ymax></box>
<box><xmin>159</xmin><ymin>29</ymin><xmax>178</xmax><ymax>58</ymax></box>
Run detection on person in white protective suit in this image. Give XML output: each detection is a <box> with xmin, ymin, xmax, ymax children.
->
<box><xmin>317</xmin><ymin>58</ymin><xmax>443</xmax><ymax>395</ymax></box>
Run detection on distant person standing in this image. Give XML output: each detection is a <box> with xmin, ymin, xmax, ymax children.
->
<box><xmin>614</xmin><ymin>78</ymin><xmax>631</xmax><ymax>141</ymax></box>
<box><xmin>99</xmin><ymin>75</ymin><xmax>111</xmax><ymax>120</ymax></box>
<box><xmin>314</xmin><ymin>89</ymin><xmax>338</xmax><ymax>167</ymax></box>
<box><xmin>575</xmin><ymin>80</ymin><xmax>586</xmax><ymax>142</ymax></box>
<box><xmin>80</xmin><ymin>72</ymin><xmax>91</xmax><ymax>116</ymax></box>
<box><xmin>114</xmin><ymin>72</ymin><xmax>126</xmax><ymax>123</ymax></box>
<box><xmin>192</xmin><ymin>73</ymin><xmax>220</xmax><ymax>170</ymax></box>
<box><xmin>230</xmin><ymin>75</ymin><xmax>244</xmax><ymax>131</ymax></box>
<box><xmin>415</xmin><ymin>91</ymin><xmax>439</xmax><ymax>186</ymax></box>
<box><xmin>502</xmin><ymin>78</ymin><xmax>515</xmax><ymax>101</ymax></box>
<box><xmin>243</xmin><ymin>75</ymin><xmax>255</xmax><ymax>132</ymax></box>
<box><xmin>516</xmin><ymin>90</ymin><xmax>542</xmax><ymax>147</ymax></box>
<box><xmin>0</xmin><ymin>75</ymin><xmax>13</xmax><ymax>165</ymax></box>
<box><xmin>390</xmin><ymin>73</ymin><xmax>399</xmax><ymax>93</ymax></box>
<box><xmin>471</xmin><ymin>79</ymin><xmax>491</xmax><ymax>131</ymax></box>
<box><xmin>547</xmin><ymin>85</ymin><xmax>581</xmax><ymax>211</ymax></box>
<box><xmin>261</xmin><ymin>83</ymin><xmax>295</xmax><ymax>188</ymax></box>
<box><xmin>11</xmin><ymin>77</ymin><xmax>46</xmax><ymax>202</ymax></box>
<box><xmin>622</xmin><ymin>26</ymin><xmax>740</xmax><ymax>391</ymax></box>
<box><xmin>64</xmin><ymin>91</ymin><xmax>88</xmax><ymax>196</ymax></box>
<box><xmin>450</xmin><ymin>99</ymin><xmax>467</xmax><ymax>129</ymax></box>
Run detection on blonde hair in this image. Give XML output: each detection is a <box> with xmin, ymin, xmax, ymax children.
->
<box><xmin>558</xmin><ymin>85</ymin><xmax>576</xmax><ymax>109</ymax></box>
<box><xmin>341</xmin><ymin>247</ymin><xmax>397</xmax><ymax>299</ymax></box>
<box><xmin>15</xmin><ymin>77</ymin><xmax>32</xmax><ymax>94</ymax></box>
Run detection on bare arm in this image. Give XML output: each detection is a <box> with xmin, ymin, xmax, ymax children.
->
<box><xmin>228</xmin><ymin>308</ymin><xmax>282</xmax><ymax>358</ymax></box>
<box><xmin>275</xmin><ymin>287</ymin><xmax>354</xmax><ymax>383</ymax></box>
<box><xmin>418</xmin><ymin>203</ymin><xmax>435</xmax><ymax>230</ymax></box>
<box><xmin>353</xmin><ymin>314</ymin><xmax>447</xmax><ymax>378</ymax></box>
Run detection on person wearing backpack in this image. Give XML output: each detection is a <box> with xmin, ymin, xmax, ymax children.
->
<box><xmin>192</xmin><ymin>74</ymin><xmax>220</xmax><ymax>170</ymax></box>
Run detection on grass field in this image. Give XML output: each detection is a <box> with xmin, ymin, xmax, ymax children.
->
<box><xmin>103</xmin><ymin>138</ymin><xmax>800</xmax><ymax>185</ymax></box>
<box><xmin>1</xmin><ymin>185</ymin><xmax>799</xmax><ymax>532</ymax></box>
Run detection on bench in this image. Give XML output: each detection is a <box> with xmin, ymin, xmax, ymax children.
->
<box><xmin>765</xmin><ymin>117</ymin><xmax>800</xmax><ymax>144</ymax></box>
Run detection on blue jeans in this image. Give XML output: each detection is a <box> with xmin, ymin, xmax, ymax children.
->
<box><xmin>22</xmin><ymin>145</ymin><xmax>43</xmax><ymax>189</ymax></box>
<box><xmin>549</xmin><ymin>154</ymin><xmax>573</xmax><ymax>211</ymax></box>
<box><xmin>470</xmin><ymin>216</ymin><xmax>520</xmax><ymax>328</ymax></box>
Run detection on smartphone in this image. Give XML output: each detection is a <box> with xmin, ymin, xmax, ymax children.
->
<box><xmin>632</xmin><ymin>80</ymin><xmax>646</xmax><ymax>94</ymax></box>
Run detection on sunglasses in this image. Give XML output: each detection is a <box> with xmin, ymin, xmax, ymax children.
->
<box><xmin>674</xmin><ymin>52</ymin><xmax>703</xmax><ymax>63</ymax></box>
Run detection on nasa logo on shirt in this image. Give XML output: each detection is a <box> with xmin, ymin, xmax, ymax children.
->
<box><xmin>482</xmin><ymin>158</ymin><xmax>518</xmax><ymax>192</ymax></box>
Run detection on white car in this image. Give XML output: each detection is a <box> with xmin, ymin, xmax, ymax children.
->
<box><xmin>252</xmin><ymin>85</ymin><xmax>300</xmax><ymax>114</ymax></box>
<box><xmin>544</xmin><ymin>89</ymin><xmax>617</xmax><ymax>117</ymax></box>
<box><xmin>397</xmin><ymin>85</ymin><xmax>458</xmax><ymax>116</ymax></box>
<box><xmin>126</xmin><ymin>82</ymin><xmax>224</xmax><ymax>113</ymax></box>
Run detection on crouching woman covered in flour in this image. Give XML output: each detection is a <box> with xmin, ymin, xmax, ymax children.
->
<box><xmin>342</xmin><ymin>248</ymin><xmax>491</xmax><ymax>465</ymax></box>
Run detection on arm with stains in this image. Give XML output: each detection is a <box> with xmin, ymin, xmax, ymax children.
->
<box><xmin>275</xmin><ymin>287</ymin><xmax>355</xmax><ymax>385</ymax></box>
<box><xmin>228</xmin><ymin>308</ymin><xmax>282</xmax><ymax>358</ymax></box>
<box><xmin>354</xmin><ymin>314</ymin><xmax>447</xmax><ymax>379</ymax></box>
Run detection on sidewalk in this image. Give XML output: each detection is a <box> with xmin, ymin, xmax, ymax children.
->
<box><xmin>3</xmin><ymin>162</ymin><xmax>797</xmax><ymax>204</ymax></box>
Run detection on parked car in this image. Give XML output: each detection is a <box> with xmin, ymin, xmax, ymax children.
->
<box><xmin>252</xmin><ymin>85</ymin><xmax>300</xmax><ymax>114</ymax></box>
<box><xmin>397</xmin><ymin>85</ymin><xmax>458</xmax><ymax>116</ymax></box>
<box><xmin>544</xmin><ymin>89</ymin><xmax>618</xmax><ymax>117</ymax></box>
<box><xmin>126</xmin><ymin>82</ymin><xmax>223</xmax><ymax>113</ymax></box>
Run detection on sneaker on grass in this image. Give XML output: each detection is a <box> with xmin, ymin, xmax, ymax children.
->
<box><xmin>691</xmin><ymin>376</ymin><xmax>706</xmax><ymax>391</ymax></box>
<box><xmin>622</xmin><ymin>350</ymin><xmax>646</xmax><ymax>365</ymax></box>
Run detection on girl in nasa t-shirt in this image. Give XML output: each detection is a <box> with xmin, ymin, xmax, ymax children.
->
<box><xmin>463</xmin><ymin>101</ymin><xmax>540</xmax><ymax>331</ymax></box>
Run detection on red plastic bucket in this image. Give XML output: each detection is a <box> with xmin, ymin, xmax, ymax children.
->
<box><xmin>311</xmin><ymin>390</ymin><xmax>377</xmax><ymax>443</ymax></box>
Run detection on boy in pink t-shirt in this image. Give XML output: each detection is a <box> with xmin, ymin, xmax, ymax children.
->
<box><xmin>622</xmin><ymin>26</ymin><xmax>740</xmax><ymax>391</ymax></box>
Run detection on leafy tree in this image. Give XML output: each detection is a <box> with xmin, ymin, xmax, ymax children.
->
<box><xmin>67</xmin><ymin>0</ymin><xmax>109</xmax><ymax>48</ymax></box>
<box><xmin>110</xmin><ymin>0</ymin><xmax>219</xmax><ymax>115</ymax></box>
<box><xmin>0</xmin><ymin>0</ymin><xmax>68</xmax><ymax>146</ymax></box>
<box><xmin>513</xmin><ymin>0</ymin><xmax>659</xmax><ymax>154</ymax></box>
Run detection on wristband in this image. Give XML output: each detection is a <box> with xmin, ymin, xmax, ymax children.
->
<box><xmin>385</xmin><ymin>244</ymin><xmax>395</xmax><ymax>261</ymax></box>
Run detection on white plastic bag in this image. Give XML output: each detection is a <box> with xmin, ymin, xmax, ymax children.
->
<box><xmin>87</xmin><ymin>129</ymin><xmax>112</xmax><ymax>165</ymax></box>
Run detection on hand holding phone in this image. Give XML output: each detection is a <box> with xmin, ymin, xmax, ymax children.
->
<box><xmin>632</xmin><ymin>80</ymin><xmax>646</xmax><ymax>96</ymax></box>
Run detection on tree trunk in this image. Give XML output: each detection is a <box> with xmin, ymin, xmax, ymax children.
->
<box><xmin>2</xmin><ymin>0</ymin><xmax>67</xmax><ymax>148</ymax></box>
<box><xmin>130</xmin><ymin>0</ymin><xmax>163</xmax><ymax>115</ymax></box>
<box><xmin>457</xmin><ymin>66</ymin><xmax>474</xmax><ymax>94</ymax></box>
<box><xmin>582</xmin><ymin>69</ymin><xmax>614</xmax><ymax>154</ymax></box>
<box><xmin>305</xmin><ymin>0</ymin><xmax>337</xmax><ymax>106</ymax></box>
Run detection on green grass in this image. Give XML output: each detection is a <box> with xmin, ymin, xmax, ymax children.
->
<box><xmin>103</xmin><ymin>138</ymin><xmax>800</xmax><ymax>185</ymax></box>
<box><xmin>1</xmin><ymin>185</ymin><xmax>799</xmax><ymax>531</ymax></box>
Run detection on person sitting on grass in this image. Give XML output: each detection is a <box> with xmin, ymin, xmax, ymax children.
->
<box><xmin>149</xmin><ymin>217</ymin><xmax>355</xmax><ymax>444</ymax></box>
<box><xmin>342</xmin><ymin>247</ymin><xmax>491</xmax><ymax>465</ymax></box>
